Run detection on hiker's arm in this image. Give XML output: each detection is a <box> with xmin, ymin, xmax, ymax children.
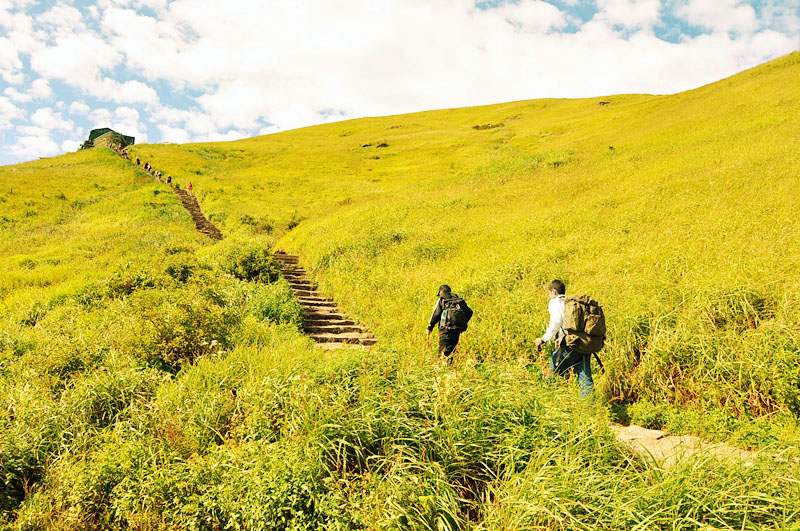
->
<box><xmin>427</xmin><ymin>298</ymin><xmax>442</xmax><ymax>331</ymax></box>
<box><xmin>539</xmin><ymin>299</ymin><xmax>561</xmax><ymax>344</ymax></box>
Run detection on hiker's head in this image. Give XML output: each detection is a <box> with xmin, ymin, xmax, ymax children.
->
<box><xmin>548</xmin><ymin>279</ymin><xmax>565</xmax><ymax>298</ymax></box>
<box><xmin>438</xmin><ymin>284</ymin><xmax>452</xmax><ymax>298</ymax></box>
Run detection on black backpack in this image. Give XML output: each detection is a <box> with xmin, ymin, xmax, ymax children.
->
<box><xmin>440</xmin><ymin>296</ymin><xmax>472</xmax><ymax>332</ymax></box>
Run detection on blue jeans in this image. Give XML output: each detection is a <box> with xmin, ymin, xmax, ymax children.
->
<box><xmin>549</xmin><ymin>346</ymin><xmax>593</xmax><ymax>398</ymax></box>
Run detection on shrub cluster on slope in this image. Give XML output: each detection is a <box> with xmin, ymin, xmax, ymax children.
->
<box><xmin>1</xmin><ymin>53</ymin><xmax>799</xmax><ymax>530</ymax></box>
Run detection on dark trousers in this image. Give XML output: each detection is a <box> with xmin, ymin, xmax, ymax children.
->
<box><xmin>439</xmin><ymin>330</ymin><xmax>461</xmax><ymax>357</ymax></box>
<box><xmin>549</xmin><ymin>346</ymin><xmax>593</xmax><ymax>398</ymax></box>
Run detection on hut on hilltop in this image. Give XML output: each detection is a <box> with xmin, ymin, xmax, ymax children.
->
<box><xmin>79</xmin><ymin>128</ymin><xmax>135</xmax><ymax>150</ymax></box>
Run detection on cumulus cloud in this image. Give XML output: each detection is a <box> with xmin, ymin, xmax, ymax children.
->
<box><xmin>31</xmin><ymin>107</ymin><xmax>73</xmax><ymax>132</ymax></box>
<box><xmin>61</xmin><ymin>138</ymin><xmax>83</xmax><ymax>152</ymax></box>
<box><xmin>30</xmin><ymin>78</ymin><xmax>54</xmax><ymax>99</ymax></box>
<box><xmin>39</xmin><ymin>2</ymin><xmax>85</xmax><ymax>31</ymax></box>
<box><xmin>0</xmin><ymin>36</ymin><xmax>24</xmax><ymax>83</ymax></box>
<box><xmin>69</xmin><ymin>101</ymin><xmax>91</xmax><ymax>115</ymax></box>
<box><xmin>1</xmin><ymin>0</ymin><xmax>798</xmax><ymax>164</ymax></box>
<box><xmin>8</xmin><ymin>135</ymin><xmax>61</xmax><ymax>159</ymax></box>
<box><xmin>674</xmin><ymin>0</ymin><xmax>758</xmax><ymax>34</ymax></box>
<box><xmin>4</xmin><ymin>86</ymin><xmax>31</xmax><ymax>103</ymax></box>
<box><xmin>0</xmin><ymin>95</ymin><xmax>24</xmax><ymax>129</ymax></box>
<box><xmin>30</xmin><ymin>31</ymin><xmax>158</xmax><ymax>105</ymax></box>
<box><xmin>595</xmin><ymin>0</ymin><xmax>663</xmax><ymax>30</ymax></box>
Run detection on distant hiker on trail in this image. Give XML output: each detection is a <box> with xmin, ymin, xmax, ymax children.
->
<box><xmin>187</xmin><ymin>182</ymin><xmax>193</xmax><ymax>193</ymax></box>
<box><xmin>535</xmin><ymin>280</ymin><xmax>605</xmax><ymax>398</ymax></box>
<box><xmin>135</xmin><ymin>157</ymin><xmax>140</xmax><ymax>166</ymax></box>
<box><xmin>167</xmin><ymin>175</ymin><xmax>172</xmax><ymax>184</ymax></box>
<box><xmin>427</xmin><ymin>284</ymin><xmax>473</xmax><ymax>360</ymax></box>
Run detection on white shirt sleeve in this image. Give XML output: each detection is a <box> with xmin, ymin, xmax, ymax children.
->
<box><xmin>542</xmin><ymin>296</ymin><xmax>565</xmax><ymax>342</ymax></box>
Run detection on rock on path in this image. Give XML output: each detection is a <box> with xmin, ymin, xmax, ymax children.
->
<box><xmin>274</xmin><ymin>251</ymin><xmax>377</xmax><ymax>350</ymax></box>
<box><xmin>610</xmin><ymin>423</ymin><xmax>754</xmax><ymax>467</ymax></box>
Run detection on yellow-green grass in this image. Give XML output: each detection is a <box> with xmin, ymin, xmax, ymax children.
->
<box><xmin>0</xmin><ymin>149</ymin><xmax>206</xmax><ymax>316</ymax></box>
<box><xmin>1</xmin><ymin>52</ymin><xmax>799</xmax><ymax>529</ymax></box>
<box><xmin>129</xmin><ymin>52</ymin><xmax>800</xmax><ymax>417</ymax></box>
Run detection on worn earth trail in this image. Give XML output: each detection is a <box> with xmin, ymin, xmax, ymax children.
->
<box><xmin>173</xmin><ymin>187</ymin><xmax>223</xmax><ymax>240</ymax></box>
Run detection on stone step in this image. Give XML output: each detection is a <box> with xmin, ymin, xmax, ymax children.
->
<box><xmin>303</xmin><ymin>324</ymin><xmax>364</xmax><ymax>334</ymax></box>
<box><xmin>302</xmin><ymin>311</ymin><xmax>349</xmax><ymax>320</ymax></box>
<box><xmin>308</xmin><ymin>333</ymin><xmax>378</xmax><ymax>345</ymax></box>
<box><xmin>298</xmin><ymin>296</ymin><xmax>333</xmax><ymax>304</ymax></box>
<box><xmin>288</xmin><ymin>281</ymin><xmax>317</xmax><ymax>289</ymax></box>
<box><xmin>299</xmin><ymin>300</ymin><xmax>338</xmax><ymax>309</ymax></box>
<box><xmin>293</xmin><ymin>289</ymin><xmax>318</xmax><ymax>298</ymax></box>
<box><xmin>316</xmin><ymin>342</ymin><xmax>368</xmax><ymax>351</ymax></box>
<box><xmin>303</xmin><ymin>318</ymin><xmax>355</xmax><ymax>327</ymax></box>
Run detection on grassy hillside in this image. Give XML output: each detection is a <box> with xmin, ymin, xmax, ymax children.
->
<box><xmin>1</xmin><ymin>52</ymin><xmax>799</xmax><ymax>529</ymax></box>
<box><xmin>132</xmin><ymin>52</ymin><xmax>800</xmax><ymax>415</ymax></box>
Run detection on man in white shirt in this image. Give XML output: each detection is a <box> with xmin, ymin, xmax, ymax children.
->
<box><xmin>534</xmin><ymin>279</ymin><xmax>593</xmax><ymax>397</ymax></box>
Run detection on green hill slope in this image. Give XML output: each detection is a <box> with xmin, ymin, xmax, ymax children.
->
<box><xmin>1</xmin><ymin>52</ymin><xmax>799</xmax><ymax>529</ymax></box>
<box><xmin>132</xmin><ymin>51</ymin><xmax>800</xmax><ymax>414</ymax></box>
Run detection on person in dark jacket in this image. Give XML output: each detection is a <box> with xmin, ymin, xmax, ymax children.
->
<box><xmin>426</xmin><ymin>284</ymin><xmax>473</xmax><ymax>359</ymax></box>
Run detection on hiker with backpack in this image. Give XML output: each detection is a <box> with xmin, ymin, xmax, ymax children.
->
<box><xmin>534</xmin><ymin>280</ymin><xmax>605</xmax><ymax>398</ymax></box>
<box><xmin>427</xmin><ymin>284</ymin><xmax>473</xmax><ymax>360</ymax></box>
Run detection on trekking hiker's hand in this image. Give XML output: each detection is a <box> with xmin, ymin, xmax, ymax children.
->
<box><xmin>534</xmin><ymin>337</ymin><xmax>543</xmax><ymax>348</ymax></box>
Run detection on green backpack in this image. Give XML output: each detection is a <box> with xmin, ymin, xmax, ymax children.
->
<box><xmin>562</xmin><ymin>295</ymin><xmax>606</xmax><ymax>355</ymax></box>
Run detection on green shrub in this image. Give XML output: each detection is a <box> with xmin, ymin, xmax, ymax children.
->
<box><xmin>220</xmin><ymin>244</ymin><xmax>280</xmax><ymax>283</ymax></box>
<box><xmin>134</xmin><ymin>288</ymin><xmax>239</xmax><ymax>371</ymax></box>
<box><xmin>243</xmin><ymin>280</ymin><xmax>303</xmax><ymax>327</ymax></box>
<box><xmin>106</xmin><ymin>265</ymin><xmax>158</xmax><ymax>298</ymax></box>
<box><xmin>111</xmin><ymin>443</ymin><xmax>355</xmax><ymax>530</ymax></box>
<box><xmin>163</xmin><ymin>252</ymin><xmax>202</xmax><ymax>283</ymax></box>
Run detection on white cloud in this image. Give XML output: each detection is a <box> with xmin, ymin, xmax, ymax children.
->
<box><xmin>69</xmin><ymin>101</ymin><xmax>92</xmax><ymax>115</ymax></box>
<box><xmin>31</xmin><ymin>33</ymin><xmax>122</xmax><ymax>87</ymax></box>
<box><xmin>495</xmin><ymin>0</ymin><xmax>569</xmax><ymax>32</ymax></box>
<box><xmin>595</xmin><ymin>0</ymin><xmax>663</xmax><ymax>30</ymax></box>
<box><xmin>8</xmin><ymin>135</ymin><xmax>61</xmax><ymax>159</ymax></box>
<box><xmin>196</xmin><ymin>129</ymin><xmax>246</xmax><ymax>142</ymax></box>
<box><xmin>759</xmin><ymin>3</ymin><xmax>800</xmax><ymax>36</ymax></box>
<box><xmin>675</xmin><ymin>0</ymin><xmax>758</xmax><ymax>34</ymax></box>
<box><xmin>157</xmin><ymin>124</ymin><xmax>191</xmax><ymax>143</ymax></box>
<box><xmin>4</xmin><ymin>86</ymin><xmax>31</xmax><ymax>103</ymax></box>
<box><xmin>28</xmin><ymin>31</ymin><xmax>159</xmax><ymax>104</ymax></box>
<box><xmin>2</xmin><ymin>0</ymin><xmax>799</xmax><ymax>163</ymax></box>
<box><xmin>89</xmin><ymin>107</ymin><xmax>113</xmax><ymax>124</ymax></box>
<box><xmin>0</xmin><ymin>95</ymin><xmax>24</xmax><ymax>129</ymax></box>
<box><xmin>61</xmin><ymin>138</ymin><xmax>83</xmax><ymax>152</ymax></box>
<box><xmin>0</xmin><ymin>36</ymin><xmax>24</xmax><ymax>83</ymax></box>
<box><xmin>30</xmin><ymin>78</ymin><xmax>53</xmax><ymax>99</ymax></box>
<box><xmin>39</xmin><ymin>3</ymin><xmax>84</xmax><ymax>31</ymax></box>
<box><xmin>31</xmin><ymin>107</ymin><xmax>73</xmax><ymax>132</ymax></box>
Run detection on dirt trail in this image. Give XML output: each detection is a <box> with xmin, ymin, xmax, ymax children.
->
<box><xmin>274</xmin><ymin>251</ymin><xmax>377</xmax><ymax>350</ymax></box>
<box><xmin>173</xmin><ymin>187</ymin><xmax>222</xmax><ymax>240</ymax></box>
<box><xmin>113</xmin><ymin>146</ymin><xmax>222</xmax><ymax>240</ymax></box>
<box><xmin>610</xmin><ymin>423</ymin><xmax>755</xmax><ymax>466</ymax></box>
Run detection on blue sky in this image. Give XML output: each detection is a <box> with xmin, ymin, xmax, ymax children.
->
<box><xmin>1</xmin><ymin>0</ymin><xmax>798</xmax><ymax>165</ymax></box>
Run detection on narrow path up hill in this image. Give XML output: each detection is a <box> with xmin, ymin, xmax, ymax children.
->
<box><xmin>275</xmin><ymin>251</ymin><xmax>377</xmax><ymax>350</ymax></box>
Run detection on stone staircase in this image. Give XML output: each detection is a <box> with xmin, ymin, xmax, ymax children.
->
<box><xmin>274</xmin><ymin>251</ymin><xmax>377</xmax><ymax>350</ymax></box>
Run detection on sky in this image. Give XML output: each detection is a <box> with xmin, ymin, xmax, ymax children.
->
<box><xmin>0</xmin><ymin>0</ymin><xmax>798</xmax><ymax>165</ymax></box>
